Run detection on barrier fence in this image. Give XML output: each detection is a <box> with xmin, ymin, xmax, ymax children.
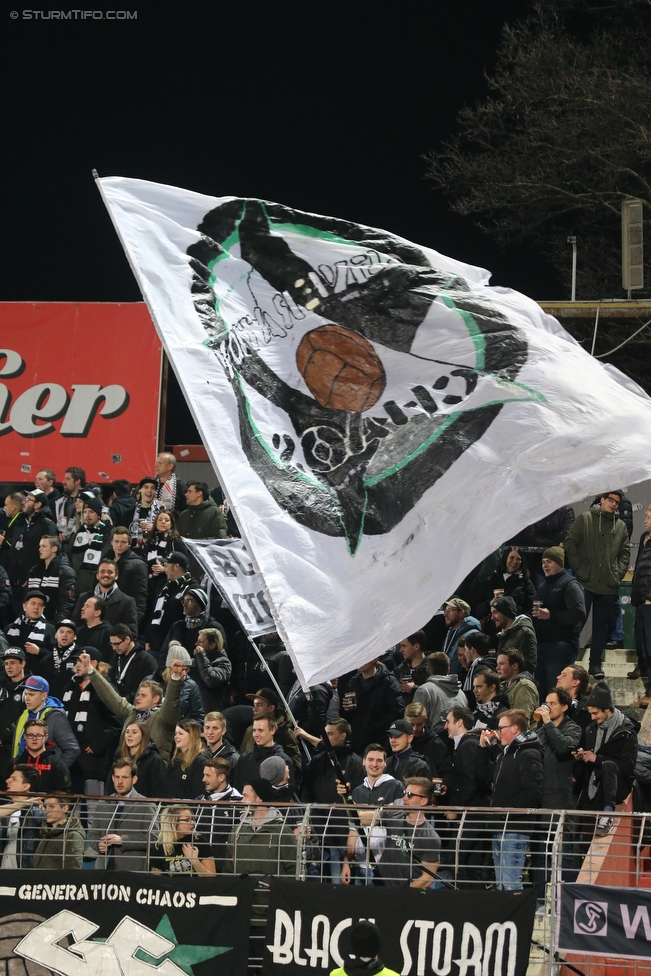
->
<box><xmin>1</xmin><ymin>794</ymin><xmax>650</xmax><ymax>975</ymax></box>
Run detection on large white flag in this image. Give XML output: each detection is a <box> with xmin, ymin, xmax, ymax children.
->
<box><xmin>99</xmin><ymin>177</ymin><xmax>651</xmax><ymax>686</ymax></box>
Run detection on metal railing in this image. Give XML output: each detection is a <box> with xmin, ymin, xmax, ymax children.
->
<box><xmin>1</xmin><ymin>794</ymin><xmax>649</xmax><ymax>975</ymax></box>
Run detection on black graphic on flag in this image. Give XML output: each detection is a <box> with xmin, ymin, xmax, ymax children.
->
<box><xmin>263</xmin><ymin>879</ymin><xmax>536</xmax><ymax>976</ymax></box>
<box><xmin>187</xmin><ymin>199</ymin><xmax>529</xmax><ymax>552</ymax></box>
<box><xmin>0</xmin><ymin>872</ymin><xmax>253</xmax><ymax>976</ymax></box>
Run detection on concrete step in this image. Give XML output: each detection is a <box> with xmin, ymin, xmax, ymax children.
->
<box><xmin>575</xmin><ymin>647</ymin><xmax>648</xmax><ymax>708</ymax></box>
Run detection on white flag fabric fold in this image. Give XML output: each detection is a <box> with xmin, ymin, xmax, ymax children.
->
<box><xmin>99</xmin><ymin>176</ymin><xmax>651</xmax><ymax>686</ymax></box>
<box><xmin>183</xmin><ymin>538</ymin><xmax>274</xmax><ymax>637</ymax></box>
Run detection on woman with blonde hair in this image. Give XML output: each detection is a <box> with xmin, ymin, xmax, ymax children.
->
<box><xmin>164</xmin><ymin>720</ymin><xmax>206</xmax><ymax>799</ymax></box>
<box><xmin>150</xmin><ymin>805</ymin><xmax>215</xmax><ymax>875</ymax></box>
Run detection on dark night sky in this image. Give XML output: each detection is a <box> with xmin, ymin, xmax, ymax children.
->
<box><xmin>1</xmin><ymin>0</ymin><xmax>559</xmax><ymax>441</ymax></box>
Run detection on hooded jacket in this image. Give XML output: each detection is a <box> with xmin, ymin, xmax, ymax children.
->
<box><xmin>127</xmin><ymin>740</ymin><xmax>167</xmax><ymax>798</ymax></box>
<box><xmin>496</xmin><ymin>615</ymin><xmax>538</xmax><ymax>672</ymax></box>
<box><xmin>490</xmin><ymin>730</ymin><xmax>544</xmax><ymax>829</ymax></box>
<box><xmin>226</xmin><ymin>806</ymin><xmax>296</xmax><ymax>913</ymax></box>
<box><xmin>232</xmin><ymin>742</ymin><xmax>296</xmax><ymax>793</ymax></box>
<box><xmin>351</xmin><ymin>773</ymin><xmax>404</xmax><ymax>806</ymax></box>
<box><xmin>13</xmin><ymin>698</ymin><xmax>80</xmax><ymax>769</ymax></box>
<box><xmin>413</xmin><ymin>674</ymin><xmax>468</xmax><ymax>732</ymax></box>
<box><xmin>564</xmin><ymin>505</ymin><xmax>630</xmax><ymax>596</ymax></box>
<box><xmin>15</xmin><ymin>509</ymin><xmax>58</xmax><ymax>584</ymax></box>
<box><xmin>385</xmin><ymin>747</ymin><xmax>432</xmax><ymax>783</ymax></box>
<box><xmin>447</xmin><ymin>730</ymin><xmax>492</xmax><ymax>807</ymax></box>
<box><xmin>14</xmin><ymin>744</ymin><xmax>71</xmax><ymax>792</ymax></box>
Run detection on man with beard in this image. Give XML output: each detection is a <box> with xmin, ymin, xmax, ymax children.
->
<box><xmin>72</xmin><ymin>560</ymin><xmax>138</xmax><ymax>635</ymax></box>
<box><xmin>472</xmin><ymin>670</ymin><xmax>510</xmax><ymax>730</ymax></box>
<box><xmin>75</xmin><ymin>597</ymin><xmax>113</xmax><ymax>662</ymax></box>
<box><xmin>39</xmin><ymin>619</ymin><xmax>80</xmax><ymax>700</ymax></box>
<box><xmin>88</xmin><ymin>759</ymin><xmax>156</xmax><ymax>871</ymax></box>
<box><xmin>194</xmin><ymin>757</ymin><xmax>243</xmax><ymax>871</ymax></box>
<box><xmin>26</xmin><ymin>535</ymin><xmax>76</xmax><ymax>623</ymax></box>
<box><xmin>54</xmin><ymin>467</ymin><xmax>86</xmax><ymax>545</ymax></box>
<box><xmin>441</xmin><ymin>598</ymin><xmax>481</xmax><ymax>675</ymax></box>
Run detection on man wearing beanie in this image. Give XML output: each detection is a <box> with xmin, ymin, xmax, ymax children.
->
<box><xmin>69</xmin><ymin>494</ymin><xmax>111</xmax><ymax>595</ymax></box>
<box><xmin>564</xmin><ymin>491</ymin><xmax>630</xmax><ymax>678</ymax></box>
<box><xmin>532</xmin><ymin>547</ymin><xmax>586</xmax><ymax>696</ymax></box>
<box><xmin>330</xmin><ymin>920</ymin><xmax>399</xmax><ymax>976</ymax></box>
<box><xmin>159</xmin><ymin>587</ymin><xmax>226</xmax><ymax>661</ymax></box>
<box><xmin>573</xmin><ymin>680</ymin><xmax>638</xmax><ymax>835</ymax></box>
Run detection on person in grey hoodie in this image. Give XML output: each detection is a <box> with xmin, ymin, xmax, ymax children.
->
<box><xmin>412</xmin><ymin>652</ymin><xmax>468</xmax><ymax>732</ymax></box>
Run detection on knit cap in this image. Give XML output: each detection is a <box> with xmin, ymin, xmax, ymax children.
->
<box><xmin>543</xmin><ymin>546</ymin><xmax>565</xmax><ymax>568</ymax></box>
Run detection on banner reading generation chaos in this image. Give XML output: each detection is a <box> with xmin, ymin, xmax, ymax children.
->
<box><xmin>0</xmin><ymin>871</ymin><xmax>253</xmax><ymax>976</ymax></box>
<box><xmin>263</xmin><ymin>879</ymin><xmax>536</xmax><ymax>976</ymax></box>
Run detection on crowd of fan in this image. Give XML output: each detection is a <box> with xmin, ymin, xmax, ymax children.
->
<box><xmin>0</xmin><ymin>462</ymin><xmax>650</xmax><ymax>901</ymax></box>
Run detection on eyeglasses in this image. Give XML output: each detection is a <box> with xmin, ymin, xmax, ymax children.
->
<box><xmin>605</xmin><ymin>496</ymin><xmax>620</xmax><ymax>506</ymax></box>
<box><xmin>497</xmin><ymin>723</ymin><xmax>515</xmax><ymax>731</ymax></box>
<box><xmin>404</xmin><ymin>790</ymin><xmax>428</xmax><ymax>800</ymax></box>
<box><xmin>25</xmin><ymin>733</ymin><xmax>46</xmax><ymax>740</ymax></box>
<box><xmin>110</xmin><ymin>638</ymin><xmax>126</xmax><ymax>648</ymax></box>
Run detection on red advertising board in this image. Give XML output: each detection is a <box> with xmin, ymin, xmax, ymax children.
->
<box><xmin>0</xmin><ymin>303</ymin><xmax>162</xmax><ymax>483</ymax></box>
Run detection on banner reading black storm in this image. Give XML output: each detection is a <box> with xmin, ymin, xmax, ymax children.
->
<box><xmin>0</xmin><ymin>871</ymin><xmax>253</xmax><ymax>976</ymax></box>
<box><xmin>263</xmin><ymin>879</ymin><xmax>536</xmax><ymax>976</ymax></box>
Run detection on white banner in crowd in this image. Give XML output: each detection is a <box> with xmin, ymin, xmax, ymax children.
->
<box><xmin>183</xmin><ymin>537</ymin><xmax>274</xmax><ymax>638</ymax></box>
<box><xmin>99</xmin><ymin>177</ymin><xmax>651</xmax><ymax>686</ymax></box>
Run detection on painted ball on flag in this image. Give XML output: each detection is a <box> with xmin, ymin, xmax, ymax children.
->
<box><xmin>296</xmin><ymin>325</ymin><xmax>386</xmax><ymax>412</ymax></box>
<box><xmin>0</xmin><ymin>913</ymin><xmax>60</xmax><ymax>976</ymax></box>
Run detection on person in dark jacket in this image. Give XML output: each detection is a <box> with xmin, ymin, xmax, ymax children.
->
<box><xmin>0</xmin><ymin>648</ymin><xmax>31</xmax><ymax>781</ymax></box>
<box><xmin>144</xmin><ymin>553</ymin><xmax>195</xmax><ymax>656</ymax></box>
<box><xmin>240</xmin><ymin>688</ymin><xmax>302</xmax><ymax>772</ymax></box>
<box><xmin>341</xmin><ymin>659</ymin><xmax>404</xmax><ymax>756</ymax></box>
<box><xmin>232</xmin><ymin>715</ymin><xmax>295</xmax><ymax>793</ymax></box>
<box><xmin>175</xmin><ymin>483</ymin><xmax>226</xmax><ymax>577</ymax></box>
<box><xmin>240</xmin><ymin>632</ymin><xmax>293</xmax><ymax>699</ymax></box>
<box><xmin>13</xmin><ymin>718</ymin><xmax>72</xmax><ymax>792</ymax></box>
<box><xmin>201</xmin><ymin>711</ymin><xmax>240</xmax><ymax>765</ymax></box>
<box><xmin>104</xmin><ymin>527</ymin><xmax>149</xmax><ymax>626</ymax></box>
<box><xmin>384</xmin><ymin>719</ymin><xmax>432</xmax><ymax>782</ymax></box>
<box><xmin>72</xmin><ymin>560</ymin><xmax>138</xmax><ymax>636</ymax></box>
<box><xmin>106</xmin><ymin>480</ymin><xmax>137</xmax><ymax>529</ymax></box>
<box><xmin>70</xmin><ymin>495</ymin><xmax>112</xmax><ymax>595</ymax></box>
<box><xmin>108</xmin><ymin>624</ymin><xmax>157</xmax><ymax>703</ymax></box>
<box><xmin>508</xmin><ymin>505</ymin><xmax>576</xmax><ymax>587</ymax></box>
<box><xmin>114</xmin><ymin>722</ymin><xmax>167</xmax><ymax>798</ymax></box>
<box><xmin>533</xmin><ymin>547</ymin><xmax>586</xmax><ymax>697</ymax></box>
<box><xmin>491</xmin><ymin>596</ymin><xmax>538</xmax><ymax>674</ymax></box>
<box><xmin>4</xmin><ymin>589</ymin><xmax>55</xmax><ymax>668</ymax></box>
<box><xmin>139</xmin><ymin>511</ymin><xmax>189</xmax><ymax>612</ymax></box>
<box><xmin>556</xmin><ymin>664</ymin><xmax>592</xmax><ymax>730</ymax></box>
<box><xmin>40</xmin><ymin>619</ymin><xmax>81</xmax><ymax>702</ymax></box>
<box><xmin>630</xmin><ymin>503</ymin><xmax>651</xmax><ymax>701</ymax></box>
<box><xmin>404</xmin><ymin>703</ymin><xmax>453</xmax><ymax>781</ymax></box>
<box><xmin>62</xmin><ymin>648</ymin><xmax>121</xmax><ymax>800</ymax></box>
<box><xmin>0</xmin><ymin>565</ymin><xmax>12</xmax><ymax>631</ymax></box>
<box><xmin>159</xmin><ymin>588</ymin><xmax>226</xmax><ymax>662</ymax></box>
<box><xmin>0</xmin><ymin>492</ymin><xmax>26</xmax><ymax>589</ymax></box>
<box><xmin>530</xmin><ymin>686</ymin><xmax>582</xmax><ymax>900</ymax></box>
<box><xmin>394</xmin><ymin>631</ymin><xmax>428</xmax><ymax>705</ymax></box>
<box><xmin>164</xmin><ymin>720</ymin><xmax>207</xmax><ymax>800</ymax></box>
<box><xmin>481</xmin><ymin>708</ymin><xmax>543</xmax><ymax>890</ymax></box>
<box><xmin>14</xmin><ymin>491</ymin><xmax>58</xmax><ymax>588</ymax></box>
<box><xmin>574</xmin><ymin>681</ymin><xmax>639</xmax><ymax>835</ymax></box>
<box><xmin>480</xmin><ymin>546</ymin><xmax>536</xmax><ymax>624</ymax></box>
<box><xmin>443</xmin><ymin>706</ymin><xmax>492</xmax><ymax>885</ymax></box>
<box><xmin>25</xmin><ymin>536</ymin><xmax>76</xmax><ymax>623</ymax></box>
<box><xmin>191</xmin><ymin>627</ymin><xmax>231</xmax><ymax>712</ymax></box>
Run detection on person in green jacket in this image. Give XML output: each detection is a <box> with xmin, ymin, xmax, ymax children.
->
<box><xmin>33</xmin><ymin>794</ymin><xmax>85</xmax><ymax>869</ymax></box>
<box><xmin>330</xmin><ymin>920</ymin><xmax>399</xmax><ymax>976</ymax></box>
<box><xmin>564</xmin><ymin>491</ymin><xmax>630</xmax><ymax>678</ymax></box>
